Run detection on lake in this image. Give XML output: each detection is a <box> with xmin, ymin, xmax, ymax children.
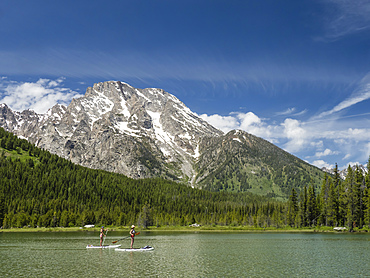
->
<box><xmin>1</xmin><ymin>231</ymin><xmax>369</xmax><ymax>277</ymax></box>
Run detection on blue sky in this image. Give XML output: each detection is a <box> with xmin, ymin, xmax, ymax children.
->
<box><xmin>1</xmin><ymin>0</ymin><xmax>370</xmax><ymax>170</ymax></box>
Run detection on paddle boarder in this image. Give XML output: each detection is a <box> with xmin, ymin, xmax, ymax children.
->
<box><xmin>100</xmin><ymin>226</ymin><xmax>108</xmax><ymax>246</ymax></box>
<box><xmin>130</xmin><ymin>225</ymin><xmax>136</xmax><ymax>249</ymax></box>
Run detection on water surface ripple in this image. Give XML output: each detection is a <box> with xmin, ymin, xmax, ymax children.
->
<box><xmin>1</xmin><ymin>231</ymin><xmax>369</xmax><ymax>277</ymax></box>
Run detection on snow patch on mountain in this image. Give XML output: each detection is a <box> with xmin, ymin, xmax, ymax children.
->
<box><xmin>233</xmin><ymin>137</ymin><xmax>242</xmax><ymax>143</ymax></box>
<box><xmin>147</xmin><ymin>110</ymin><xmax>174</xmax><ymax>144</ymax></box>
<box><xmin>115</xmin><ymin>121</ymin><xmax>141</xmax><ymax>137</ymax></box>
<box><xmin>120</xmin><ymin>98</ymin><xmax>130</xmax><ymax>118</ymax></box>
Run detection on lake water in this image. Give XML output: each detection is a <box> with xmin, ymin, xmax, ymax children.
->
<box><xmin>1</xmin><ymin>231</ymin><xmax>369</xmax><ymax>277</ymax></box>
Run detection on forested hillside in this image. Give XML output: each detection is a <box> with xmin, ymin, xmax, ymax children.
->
<box><xmin>1</xmin><ymin>127</ymin><xmax>369</xmax><ymax>231</ymax></box>
<box><xmin>0</xmin><ymin>127</ymin><xmax>275</xmax><ymax>228</ymax></box>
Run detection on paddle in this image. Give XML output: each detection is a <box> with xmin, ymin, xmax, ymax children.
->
<box><xmin>112</xmin><ymin>232</ymin><xmax>140</xmax><ymax>244</ymax></box>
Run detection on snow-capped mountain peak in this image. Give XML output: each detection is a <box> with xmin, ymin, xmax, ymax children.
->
<box><xmin>0</xmin><ymin>81</ymin><xmax>222</xmax><ymax>181</ymax></box>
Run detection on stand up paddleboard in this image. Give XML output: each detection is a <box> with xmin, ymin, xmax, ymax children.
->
<box><xmin>86</xmin><ymin>244</ymin><xmax>121</xmax><ymax>249</ymax></box>
<box><xmin>115</xmin><ymin>245</ymin><xmax>154</xmax><ymax>252</ymax></box>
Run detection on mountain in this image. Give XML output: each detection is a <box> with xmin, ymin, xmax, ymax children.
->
<box><xmin>0</xmin><ymin>81</ymin><xmax>324</xmax><ymax>199</ymax></box>
<box><xmin>0</xmin><ymin>81</ymin><xmax>221</xmax><ymax>181</ymax></box>
<box><xmin>195</xmin><ymin>130</ymin><xmax>323</xmax><ymax>198</ymax></box>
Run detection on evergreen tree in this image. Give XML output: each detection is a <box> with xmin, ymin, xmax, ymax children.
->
<box><xmin>0</xmin><ymin>190</ymin><xmax>5</xmax><ymax>227</ymax></box>
<box><xmin>342</xmin><ymin>165</ymin><xmax>360</xmax><ymax>231</ymax></box>
<box><xmin>286</xmin><ymin>188</ymin><xmax>298</xmax><ymax>227</ymax></box>
<box><xmin>138</xmin><ymin>204</ymin><xmax>152</xmax><ymax>228</ymax></box>
<box><xmin>354</xmin><ymin>165</ymin><xmax>366</xmax><ymax>228</ymax></box>
<box><xmin>319</xmin><ymin>173</ymin><xmax>329</xmax><ymax>226</ymax></box>
<box><xmin>364</xmin><ymin>157</ymin><xmax>370</xmax><ymax>228</ymax></box>
<box><xmin>326</xmin><ymin>177</ymin><xmax>337</xmax><ymax>227</ymax></box>
<box><xmin>298</xmin><ymin>186</ymin><xmax>308</xmax><ymax>227</ymax></box>
<box><xmin>333</xmin><ymin>164</ymin><xmax>344</xmax><ymax>226</ymax></box>
<box><xmin>306</xmin><ymin>184</ymin><xmax>317</xmax><ymax>226</ymax></box>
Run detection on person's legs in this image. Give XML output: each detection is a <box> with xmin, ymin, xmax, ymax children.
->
<box><xmin>130</xmin><ymin>237</ymin><xmax>134</xmax><ymax>248</ymax></box>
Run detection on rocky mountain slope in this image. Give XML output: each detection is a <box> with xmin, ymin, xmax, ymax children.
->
<box><xmin>0</xmin><ymin>81</ymin><xmax>324</xmax><ymax>199</ymax></box>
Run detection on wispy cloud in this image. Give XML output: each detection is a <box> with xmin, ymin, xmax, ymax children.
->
<box><xmin>276</xmin><ymin>108</ymin><xmax>308</xmax><ymax>117</ymax></box>
<box><xmin>276</xmin><ymin>108</ymin><xmax>296</xmax><ymax>116</ymax></box>
<box><xmin>292</xmin><ymin>109</ymin><xmax>308</xmax><ymax>116</ymax></box>
<box><xmin>0</xmin><ymin>78</ymin><xmax>83</xmax><ymax>114</ymax></box>
<box><xmin>316</xmin><ymin>73</ymin><xmax>370</xmax><ymax>118</ymax></box>
<box><xmin>321</xmin><ymin>0</ymin><xmax>370</xmax><ymax>40</ymax></box>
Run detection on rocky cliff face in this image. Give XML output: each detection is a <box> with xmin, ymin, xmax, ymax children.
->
<box><xmin>0</xmin><ymin>81</ymin><xmax>222</xmax><ymax>183</ymax></box>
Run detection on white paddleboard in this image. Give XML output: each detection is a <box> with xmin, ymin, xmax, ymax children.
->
<box><xmin>115</xmin><ymin>246</ymin><xmax>154</xmax><ymax>252</ymax></box>
<box><xmin>86</xmin><ymin>244</ymin><xmax>121</xmax><ymax>249</ymax></box>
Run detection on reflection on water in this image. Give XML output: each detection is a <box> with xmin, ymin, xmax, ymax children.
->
<box><xmin>1</xmin><ymin>231</ymin><xmax>369</xmax><ymax>277</ymax></box>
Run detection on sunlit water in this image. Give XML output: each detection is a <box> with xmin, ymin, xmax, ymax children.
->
<box><xmin>1</xmin><ymin>231</ymin><xmax>369</xmax><ymax>277</ymax></box>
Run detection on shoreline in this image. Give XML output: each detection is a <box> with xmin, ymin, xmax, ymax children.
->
<box><xmin>1</xmin><ymin>225</ymin><xmax>368</xmax><ymax>233</ymax></box>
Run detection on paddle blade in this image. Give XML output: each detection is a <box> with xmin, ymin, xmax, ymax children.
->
<box><xmin>136</xmin><ymin>232</ymin><xmax>140</xmax><ymax>236</ymax></box>
<box><xmin>112</xmin><ymin>240</ymin><xmax>118</xmax><ymax>244</ymax></box>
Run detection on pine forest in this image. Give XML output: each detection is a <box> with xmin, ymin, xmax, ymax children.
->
<box><xmin>0</xmin><ymin>127</ymin><xmax>369</xmax><ymax>231</ymax></box>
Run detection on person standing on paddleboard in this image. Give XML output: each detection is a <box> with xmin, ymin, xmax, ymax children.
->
<box><xmin>130</xmin><ymin>225</ymin><xmax>136</xmax><ymax>249</ymax></box>
<box><xmin>100</xmin><ymin>226</ymin><xmax>108</xmax><ymax>246</ymax></box>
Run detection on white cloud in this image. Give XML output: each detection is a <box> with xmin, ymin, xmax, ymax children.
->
<box><xmin>200</xmin><ymin>111</ymin><xmax>276</xmax><ymax>140</ymax></box>
<box><xmin>315</xmin><ymin>148</ymin><xmax>339</xmax><ymax>158</ymax></box>
<box><xmin>311</xmin><ymin>140</ymin><xmax>324</xmax><ymax>149</ymax></box>
<box><xmin>312</xmin><ymin>159</ymin><xmax>334</xmax><ymax>169</ymax></box>
<box><xmin>282</xmin><ymin>118</ymin><xmax>308</xmax><ymax>153</ymax></box>
<box><xmin>322</xmin><ymin>128</ymin><xmax>370</xmax><ymax>142</ymax></box>
<box><xmin>0</xmin><ymin>78</ymin><xmax>83</xmax><ymax>114</ymax></box>
<box><xmin>237</xmin><ymin>112</ymin><xmax>273</xmax><ymax>139</ymax></box>
<box><xmin>199</xmin><ymin>113</ymin><xmax>238</xmax><ymax>133</ymax></box>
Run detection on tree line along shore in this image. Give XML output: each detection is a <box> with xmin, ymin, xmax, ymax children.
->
<box><xmin>0</xmin><ymin>225</ymin><xmax>363</xmax><ymax>233</ymax></box>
